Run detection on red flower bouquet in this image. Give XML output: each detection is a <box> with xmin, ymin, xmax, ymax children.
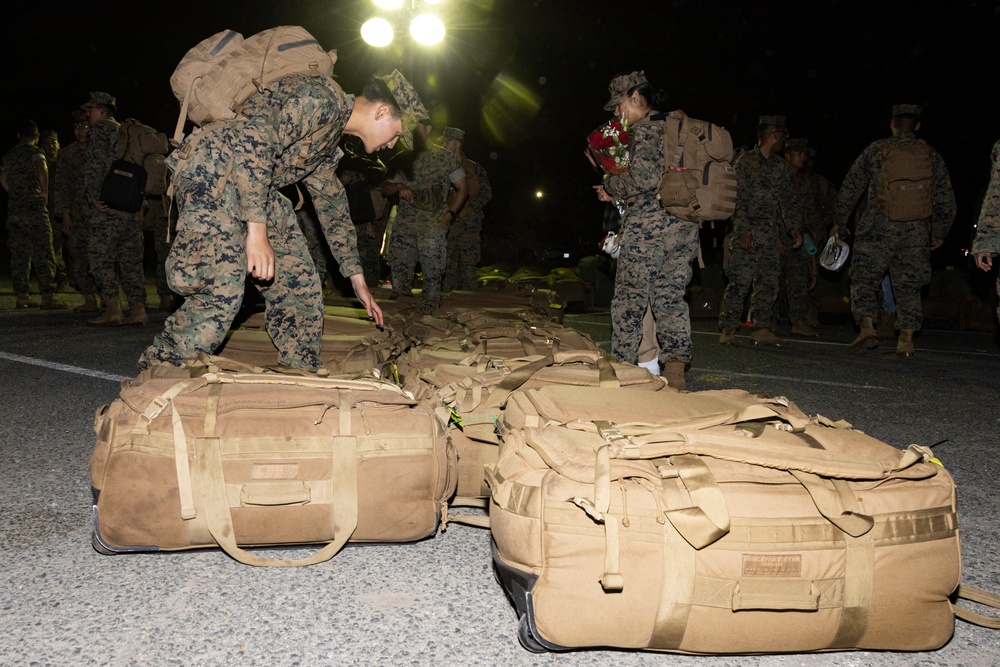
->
<box><xmin>587</xmin><ymin>118</ymin><xmax>631</xmax><ymax>175</ymax></box>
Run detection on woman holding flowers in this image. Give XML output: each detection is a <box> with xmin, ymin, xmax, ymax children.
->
<box><xmin>592</xmin><ymin>70</ymin><xmax>700</xmax><ymax>390</ymax></box>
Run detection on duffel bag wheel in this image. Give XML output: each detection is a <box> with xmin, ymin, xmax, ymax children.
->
<box><xmin>517</xmin><ymin>615</ymin><xmax>549</xmax><ymax>653</ymax></box>
<box><xmin>92</xmin><ymin>530</ymin><xmax>117</xmax><ymax>556</ymax></box>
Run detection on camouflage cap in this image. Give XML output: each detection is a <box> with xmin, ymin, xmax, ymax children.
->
<box><xmin>758</xmin><ymin>115</ymin><xmax>787</xmax><ymax>128</ymax></box>
<box><xmin>376</xmin><ymin>69</ymin><xmax>428</xmax><ymax>150</ymax></box>
<box><xmin>442</xmin><ymin>127</ymin><xmax>465</xmax><ymax>142</ymax></box>
<box><xmin>892</xmin><ymin>104</ymin><xmax>923</xmax><ymax>119</ymax></box>
<box><xmin>784</xmin><ymin>137</ymin><xmax>809</xmax><ymax>153</ymax></box>
<box><xmin>80</xmin><ymin>91</ymin><xmax>117</xmax><ymax>110</ymax></box>
<box><xmin>71</xmin><ymin>108</ymin><xmax>88</xmax><ymax>125</ymax></box>
<box><xmin>603</xmin><ymin>70</ymin><xmax>649</xmax><ymax>111</ymax></box>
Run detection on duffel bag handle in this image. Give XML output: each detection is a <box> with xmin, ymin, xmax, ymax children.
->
<box><xmin>953</xmin><ymin>584</ymin><xmax>1000</xmax><ymax>629</ymax></box>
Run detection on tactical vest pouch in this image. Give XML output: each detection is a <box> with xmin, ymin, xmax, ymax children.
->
<box><xmin>99</xmin><ymin>159</ymin><xmax>147</xmax><ymax>213</ymax></box>
<box><xmin>877</xmin><ymin>139</ymin><xmax>933</xmax><ymax>221</ymax></box>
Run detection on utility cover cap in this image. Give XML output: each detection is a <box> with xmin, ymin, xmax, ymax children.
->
<box><xmin>819</xmin><ymin>236</ymin><xmax>850</xmax><ymax>271</ymax></box>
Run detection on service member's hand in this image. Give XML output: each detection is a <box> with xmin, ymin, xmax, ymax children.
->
<box><xmin>91</xmin><ymin>200</ymin><xmax>111</xmax><ymax>214</ymax></box>
<box><xmin>975</xmin><ymin>251</ymin><xmax>993</xmax><ymax>272</ymax></box>
<box><xmin>790</xmin><ymin>228</ymin><xmax>803</xmax><ymax>250</ymax></box>
<box><xmin>930</xmin><ymin>237</ymin><xmax>944</xmax><ymax>251</ymax></box>
<box><xmin>739</xmin><ymin>232</ymin><xmax>754</xmax><ymax>251</ymax></box>
<box><xmin>246</xmin><ymin>222</ymin><xmax>275</xmax><ymax>281</ymax></box>
<box><xmin>593</xmin><ymin>184</ymin><xmax>612</xmax><ymax>202</ymax></box>
<box><xmin>350</xmin><ymin>273</ymin><xmax>384</xmax><ymax>327</ymax></box>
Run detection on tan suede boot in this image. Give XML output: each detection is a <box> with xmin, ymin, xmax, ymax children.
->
<box><xmin>848</xmin><ymin>317</ymin><xmax>879</xmax><ymax>352</ymax></box>
<box><xmin>876</xmin><ymin>311</ymin><xmax>897</xmax><ymax>340</ymax></box>
<box><xmin>74</xmin><ymin>294</ymin><xmax>100</xmax><ymax>313</ymax></box>
<box><xmin>40</xmin><ymin>294</ymin><xmax>68</xmax><ymax>310</ymax></box>
<box><xmin>719</xmin><ymin>329</ymin><xmax>737</xmax><ymax>346</ymax></box>
<box><xmin>87</xmin><ymin>300</ymin><xmax>124</xmax><ymax>327</ymax></box>
<box><xmin>896</xmin><ymin>329</ymin><xmax>915</xmax><ymax>358</ymax></box>
<box><xmin>15</xmin><ymin>293</ymin><xmax>39</xmax><ymax>309</ymax></box>
<box><xmin>122</xmin><ymin>302</ymin><xmax>149</xmax><ymax>326</ymax></box>
<box><xmin>751</xmin><ymin>328</ymin><xmax>786</xmax><ymax>347</ymax></box>
<box><xmin>790</xmin><ymin>320</ymin><xmax>819</xmax><ymax>337</ymax></box>
<box><xmin>661</xmin><ymin>360</ymin><xmax>686</xmax><ymax>391</ymax></box>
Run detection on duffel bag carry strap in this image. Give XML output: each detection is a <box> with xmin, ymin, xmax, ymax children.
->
<box><xmin>953</xmin><ymin>585</ymin><xmax>1000</xmax><ymax>629</ymax></box>
<box><xmin>196</xmin><ymin>385</ymin><xmax>359</xmax><ymax>567</ymax></box>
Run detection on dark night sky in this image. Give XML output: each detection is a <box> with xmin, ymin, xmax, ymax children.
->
<box><xmin>2</xmin><ymin>0</ymin><xmax>999</xmax><ymax>265</ymax></box>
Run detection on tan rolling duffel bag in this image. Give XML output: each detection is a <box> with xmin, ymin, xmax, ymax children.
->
<box><xmin>489</xmin><ymin>385</ymin><xmax>963</xmax><ymax>653</ymax></box>
<box><xmin>90</xmin><ymin>364</ymin><xmax>456</xmax><ymax>566</ymax></box>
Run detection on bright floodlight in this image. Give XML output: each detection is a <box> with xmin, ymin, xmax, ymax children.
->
<box><xmin>373</xmin><ymin>0</ymin><xmax>404</xmax><ymax>9</ymax></box>
<box><xmin>535</xmin><ymin>191</ymin><xmax>543</xmax><ymax>198</ymax></box>
<box><xmin>361</xmin><ymin>17</ymin><xmax>394</xmax><ymax>47</ymax></box>
<box><xmin>410</xmin><ymin>13</ymin><xmax>445</xmax><ymax>45</ymax></box>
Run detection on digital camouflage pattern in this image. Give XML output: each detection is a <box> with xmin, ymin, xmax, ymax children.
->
<box><xmin>387</xmin><ymin>144</ymin><xmax>465</xmax><ymax>309</ymax></box>
<box><xmin>140</xmin><ymin>74</ymin><xmax>364</xmax><ymax>371</ymax></box>
<box><xmin>53</xmin><ymin>139</ymin><xmax>98</xmax><ymax>296</ymax></box>
<box><xmin>84</xmin><ymin>116</ymin><xmax>146</xmax><ymax>306</ymax></box>
<box><xmin>719</xmin><ymin>146</ymin><xmax>804</xmax><ymax>333</ymax></box>
<box><xmin>603</xmin><ymin>113</ymin><xmax>699</xmax><ymax>364</ymax></box>
<box><xmin>444</xmin><ymin>158</ymin><xmax>491</xmax><ymax>291</ymax></box>
<box><xmin>834</xmin><ymin>130</ymin><xmax>956</xmax><ymax>330</ymax></box>
<box><xmin>2</xmin><ymin>141</ymin><xmax>57</xmax><ymax>295</ymax></box>
<box><xmin>143</xmin><ymin>195</ymin><xmax>175</xmax><ymax>300</ymax></box>
<box><xmin>971</xmin><ymin>139</ymin><xmax>1000</xmax><ymax>316</ymax></box>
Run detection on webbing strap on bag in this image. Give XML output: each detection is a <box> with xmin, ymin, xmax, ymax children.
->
<box><xmin>192</xmin><ymin>382</ymin><xmax>358</xmax><ymax>566</ymax></box>
<box><xmin>953</xmin><ymin>585</ymin><xmax>1000</xmax><ymax>629</ymax></box>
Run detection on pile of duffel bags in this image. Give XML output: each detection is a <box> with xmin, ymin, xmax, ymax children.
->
<box><xmin>88</xmin><ymin>289</ymin><xmax>999</xmax><ymax>653</ymax></box>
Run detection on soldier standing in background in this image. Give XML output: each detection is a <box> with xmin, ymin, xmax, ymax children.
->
<box><xmin>52</xmin><ymin>110</ymin><xmax>100</xmax><ymax>313</ymax></box>
<box><xmin>778</xmin><ymin>137</ymin><xmax>820</xmax><ymax>337</ymax></box>
<box><xmin>138</xmin><ymin>70</ymin><xmax>422</xmax><ymax>371</ymax></box>
<box><xmin>973</xmin><ymin>138</ymin><xmax>1000</xmax><ymax>319</ymax></box>
<box><xmin>834</xmin><ymin>104</ymin><xmax>956</xmax><ymax>357</ymax></box>
<box><xmin>1</xmin><ymin>119</ymin><xmax>66</xmax><ymax>310</ymax></box>
<box><xmin>38</xmin><ymin>129</ymin><xmax>69</xmax><ymax>291</ymax></box>
<box><xmin>593</xmin><ymin>71</ymin><xmax>699</xmax><ymax>390</ymax></box>
<box><xmin>145</xmin><ymin>193</ymin><xmax>178</xmax><ymax>313</ymax></box>
<box><xmin>718</xmin><ymin>115</ymin><xmax>803</xmax><ymax>347</ymax></box>
<box><xmin>441</xmin><ymin>126</ymin><xmax>492</xmax><ymax>292</ymax></box>
<box><xmin>383</xmin><ymin>119</ymin><xmax>469</xmax><ymax>310</ymax></box>
<box><xmin>81</xmin><ymin>91</ymin><xmax>148</xmax><ymax>327</ymax></box>
<box><xmin>802</xmin><ymin>145</ymin><xmax>839</xmax><ymax>327</ymax></box>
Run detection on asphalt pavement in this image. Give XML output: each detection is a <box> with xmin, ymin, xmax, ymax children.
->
<box><xmin>1</xmin><ymin>286</ymin><xmax>999</xmax><ymax>666</ymax></box>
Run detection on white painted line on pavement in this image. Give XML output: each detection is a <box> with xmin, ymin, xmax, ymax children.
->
<box><xmin>694</xmin><ymin>367</ymin><xmax>887</xmax><ymax>390</ymax></box>
<box><xmin>0</xmin><ymin>351</ymin><xmax>128</xmax><ymax>382</ymax></box>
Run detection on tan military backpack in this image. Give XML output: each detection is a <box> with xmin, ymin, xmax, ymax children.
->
<box><xmin>875</xmin><ymin>138</ymin><xmax>934</xmax><ymax>221</ymax></box>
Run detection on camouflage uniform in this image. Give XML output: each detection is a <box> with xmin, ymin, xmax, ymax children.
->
<box><xmin>84</xmin><ymin>117</ymin><xmax>147</xmax><ymax>307</ymax></box>
<box><xmin>139</xmin><ymin>74</ymin><xmax>366</xmax><ymax>371</ymax></box>
<box><xmin>444</xmin><ymin>158</ymin><xmax>492</xmax><ymax>291</ymax></box>
<box><xmin>387</xmin><ymin>145</ymin><xmax>465</xmax><ymax>309</ymax></box>
<box><xmin>357</xmin><ymin>185</ymin><xmax>390</xmax><ymax>287</ymax></box>
<box><xmin>775</xmin><ymin>167</ymin><xmax>827</xmax><ymax>328</ymax></box>
<box><xmin>2</xmin><ymin>140</ymin><xmax>57</xmax><ymax>296</ymax></box>
<box><xmin>605</xmin><ymin>112</ymin><xmax>699</xmax><ymax>365</ymax></box>
<box><xmin>972</xmin><ymin>138</ymin><xmax>1000</xmax><ymax>318</ymax></box>
<box><xmin>834</xmin><ymin>129</ymin><xmax>956</xmax><ymax>331</ymax></box>
<box><xmin>41</xmin><ymin>139</ymin><xmax>69</xmax><ymax>288</ymax></box>
<box><xmin>719</xmin><ymin>145</ymin><xmax>803</xmax><ymax>334</ymax></box>
<box><xmin>53</xmin><ymin>139</ymin><xmax>98</xmax><ymax>298</ymax></box>
<box><xmin>143</xmin><ymin>195</ymin><xmax>176</xmax><ymax>304</ymax></box>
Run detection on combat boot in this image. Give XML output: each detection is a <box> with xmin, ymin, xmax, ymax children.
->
<box><xmin>40</xmin><ymin>294</ymin><xmax>68</xmax><ymax>310</ymax></box>
<box><xmin>719</xmin><ymin>329</ymin><xmax>737</xmax><ymax>346</ymax></box>
<box><xmin>790</xmin><ymin>320</ymin><xmax>819</xmax><ymax>337</ymax></box>
<box><xmin>87</xmin><ymin>300</ymin><xmax>124</xmax><ymax>327</ymax></box>
<box><xmin>122</xmin><ymin>302</ymin><xmax>149</xmax><ymax>326</ymax></box>
<box><xmin>896</xmin><ymin>329</ymin><xmax>915</xmax><ymax>358</ymax></box>
<box><xmin>751</xmin><ymin>328</ymin><xmax>786</xmax><ymax>347</ymax></box>
<box><xmin>74</xmin><ymin>294</ymin><xmax>100</xmax><ymax>313</ymax></box>
<box><xmin>662</xmin><ymin>360</ymin><xmax>686</xmax><ymax>391</ymax></box>
<box><xmin>876</xmin><ymin>310</ymin><xmax>897</xmax><ymax>340</ymax></box>
<box><xmin>848</xmin><ymin>317</ymin><xmax>879</xmax><ymax>352</ymax></box>
<box><xmin>15</xmin><ymin>293</ymin><xmax>39</xmax><ymax>309</ymax></box>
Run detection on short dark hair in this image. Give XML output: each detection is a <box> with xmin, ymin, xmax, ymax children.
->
<box><xmin>18</xmin><ymin>119</ymin><xmax>39</xmax><ymax>137</ymax></box>
<box><xmin>628</xmin><ymin>82</ymin><xmax>667</xmax><ymax>110</ymax></box>
<box><xmin>361</xmin><ymin>77</ymin><xmax>402</xmax><ymax>119</ymax></box>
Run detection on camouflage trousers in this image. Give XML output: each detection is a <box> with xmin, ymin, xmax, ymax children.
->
<box><xmin>65</xmin><ymin>206</ymin><xmax>98</xmax><ymax>296</ymax></box>
<box><xmin>388</xmin><ymin>215</ymin><xmax>447</xmax><ymax>309</ymax></box>
<box><xmin>297</xmin><ymin>209</ymin><xmax>330</xmax><ymax>288</ymax></box>
<box><xmin>443</xmin><ymin>213</ymin><xmax>482</xmax><ymax>292</ymax></box>
<box><xmin>6</xmin><ymin>206</ymin><xmax>57</xmax><ymax>295</ymax></box>
<box><xmin>850</xmin><ymin>223</ymin><xmax>931</xmax><ymax>331</ymax></box>
<box><xmin>88</xmin><ymin>207</ymin><xmax>146</xmax><ymax>306</ymax></box>
<box><xmin>719</xmin><ymin>236</ymin><xmax>780</xmax><ymax>332</ymax></box>
<box><xmin>611</xmin><ymin>217</ymin><xmax>699</xmax><ymax>365</ymax></box>
<box><xmin>775</xmin><ymin>244</ymin><xmax>812</xmax><ymax>326</ymax></box>
<box><xmin>139</xmin><ymin>181</ymin><xmax>325</xmax><ymax>372</ymax></box>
